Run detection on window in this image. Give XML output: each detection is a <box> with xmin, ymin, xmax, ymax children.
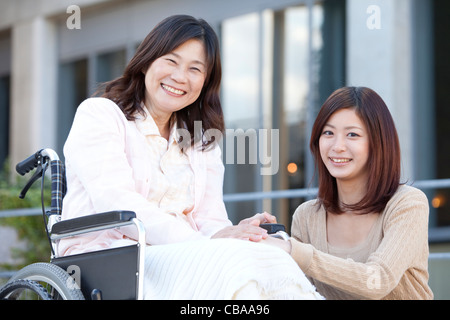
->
<box><xmin>413</xmin><ymin>0</ymin><xmax>450</xmax><ymax>230</ymax></box>
<box><xmin>56</xmin><ymin>49</ymin><xmax>127</xmax><ymax>156</ymax></box>
<box><xmin>0</xmin><ymin>75</ymin><xmax>10</xmax><ymax>168</ymax></box>
<box><xmin>96</xmin><ymin>49</ymin><xmax>126</xmax><ymax>85</ymax></box>
<box><xmin>221</xmin><ymin>1</ymin><xmax>346</xmax><ymax>225</ymax></box>
<box><xmin>0</xmin><ymin>30</ymin><xmax>11</xmax><ymax>168</ymax></box>
<box><xmin>221</xmin><ymin>12</ymin><xmax>270</xmax><ymax>222</ymax></box>
<box><xmin>431</xmin><ymin>0</ymin><xmax>450</xmax><ymax>227</ymax></box>
<box><xmin>57</xmin><ymin>58</ymin><xmax>88</xmax><ymax>156</ymax></box>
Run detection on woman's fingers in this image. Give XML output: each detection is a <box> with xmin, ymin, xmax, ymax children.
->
<box><xmin>211</xmin><ymin>224</ymin><xmax>268</xmax><ymax>241</ymax></box>
<box><xmin>261</xmin><ymin>211</ymin><xmax>277</xmax><ymax>224</ymax></box>
<box><xmin>238</xmin><ymin>212</ymin><xmax>277</xmax><ymax>226</ymax></box>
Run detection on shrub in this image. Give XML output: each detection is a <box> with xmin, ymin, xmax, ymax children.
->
<box><xmin>0</xmin><ymin>159</ymin><xmax>51</xmax><ymax>270</ymax></box>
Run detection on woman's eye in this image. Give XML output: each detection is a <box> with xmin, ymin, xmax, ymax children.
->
<box><xmin>166</xmin><ymin>58</ymin><xmax>176</xmax><ymax>64</ymax></box>
<box><xmin>347</xmin><ymin>132</ymin><xmax>360</xmax><ymax>137</ymax></box>
<box><xmin>322</xmin><ymin>130</ymin><xmax>333</xmax><ymax>136</ymax></box>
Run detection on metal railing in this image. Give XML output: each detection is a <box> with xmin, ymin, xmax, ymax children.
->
<box><xmin>1</xmin><ymin>179</ymin><xmax>449</xmax><ymax>217</ymax></box>
<box><xmin>222</xmin><ymin>178</ymin><xmax>450</xmax><ymax>245</ymax></box>
<box><xmin>223</xmin><ymin>178</ymin><xmax>450</xmax><ymax>202</ymax></box>
<box><xmin>429</xmin><ymin>252</ymin><xmax>450</xmax><ymax>260</ymax></box>
<box><xmin>1</xmin><ymin>178</ymin><xmax>450</xmax><ymax>280</ymax></box>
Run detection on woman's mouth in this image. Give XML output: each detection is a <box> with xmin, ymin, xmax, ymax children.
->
<box><xmin>161</xmin><ymin>83</ymin><xmax>186</xmax><ymax>96</ymax></box>
<box><xmin>329</xmin><ymin>157</ymin><xmax>352</xmax><ymax>164</ymax></box>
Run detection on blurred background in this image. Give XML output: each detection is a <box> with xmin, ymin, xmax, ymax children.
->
<box><xmin>0</xmin><ymin>0</ymin><xmax>449</xmax><ymax>298</ymax></box>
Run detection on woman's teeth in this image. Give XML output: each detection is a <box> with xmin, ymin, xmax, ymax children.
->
<box><xmin>161</xmin><ymin>84</ymin><xmax>186</xmax><ymax>95</ymax></box>
<box><xmin>330</xmin><ymin>158</ymin><xmax>351</xmax><ymax>163</ymax></box>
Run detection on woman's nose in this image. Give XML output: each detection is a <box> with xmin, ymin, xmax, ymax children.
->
<box><xmin>332</xmin><ymin>144</ymin><xmax>346</xmax><ymax>152</ymax></box>
<box><xmin>332</xmin><ymin>136</ymin><xmax>346</xmax><ymax>152</ymax></box>
<box><xmin>171</xmin><ymin>66</ymin><xmax>187</xmax><ymax>83</ymax></box>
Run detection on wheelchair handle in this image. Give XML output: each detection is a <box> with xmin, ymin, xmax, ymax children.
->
<box><xmin>16</xmin><ymin>148</ymin><xmax>64</xmax><ymax>257</ymax></box>
<box><xmin>16</xmin><ymin>149</ymin><xmax>60</xmax><ymax>175</ymax></box>
<box><xmin>16</xmin><ymin>149</ymin><xmax>63</xmax><ymax>202</ymax></box>
<box><xmin>16</xmin><ymin>149</ymin><xmax>43</xmax><ymax>175</ymax></box>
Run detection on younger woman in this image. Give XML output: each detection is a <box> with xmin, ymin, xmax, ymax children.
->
<box><xmin>267</xmin><ymin>86</ymin><xmax>433</xmax><ymax>299</ymax></box>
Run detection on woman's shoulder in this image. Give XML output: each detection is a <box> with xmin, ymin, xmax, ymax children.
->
<box><xmin>77</xmin><ymin>97</ymin><xmax>122</xmax><ymax>113</ymax></box>
<box><xmin>292</xmin><ymin>198</ymin><xmax>323</xmax><ymax>222</ymax></box>
<box><xmin>382</xmin><ymin>184</ymin><xmax>429</xmax><ymax>225</ymax></box>
<box><xmin>74</xmin><ymin>97</ymin><xmax>129</xmax><ymax>125</ymax></box>
<box><xmin>291</xmin><ymin>198</ymin><xmax>323</xmax><ymax>242</ymax></box>
<box><xmin>388</xmin><ymin>184</ymin><xmax>428</xmax><ymax>206</ymax></box>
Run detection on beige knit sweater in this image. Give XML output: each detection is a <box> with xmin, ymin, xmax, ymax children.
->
<box><xmin>289</xmin><ymin>185</ymin><xmax>433</xmax><ymax>300</ymax></box>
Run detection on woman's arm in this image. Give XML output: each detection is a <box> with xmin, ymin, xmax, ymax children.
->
<box><xmin>289</xmin><ymin>188</ymin><xmax>430</xmax><ymax>299</ymax></box>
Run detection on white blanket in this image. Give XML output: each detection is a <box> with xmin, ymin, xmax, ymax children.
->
<box><xmin>143</xmin><ymin>238</ymin><xmax>323</xmax><ymax>300</ymax></box>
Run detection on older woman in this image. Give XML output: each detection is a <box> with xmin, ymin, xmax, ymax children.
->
<box><xmin>59</xmin><ymin>15</ymin><xmax>321</xmax><ymax>300</ymax></box>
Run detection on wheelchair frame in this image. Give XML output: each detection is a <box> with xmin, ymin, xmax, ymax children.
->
<box><xmin>0</xmin><ymin>148</ymin><xmax>146</xmax><ymax>300</ymax></box>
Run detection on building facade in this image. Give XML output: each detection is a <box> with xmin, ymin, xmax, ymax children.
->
<box><xmin>0</xmin><ymin>0</ymin><xmax>449</xmax><ymax>240</ymax></box>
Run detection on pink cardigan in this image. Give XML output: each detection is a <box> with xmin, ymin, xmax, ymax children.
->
<box><xmin>58</xmin><ymin>98</ymin><xmax>231</xmax><ymax>256</ymax></box>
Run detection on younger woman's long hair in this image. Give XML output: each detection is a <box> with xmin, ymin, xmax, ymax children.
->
<box><xmin>309</xmin><ymin>86</ymin><xmax>401</xmax><ymax>214</ymax></box>
<box><xmin>97</xmin><ymin>15</ymin><xmax>224</xmax><ymax>150</ymax></box>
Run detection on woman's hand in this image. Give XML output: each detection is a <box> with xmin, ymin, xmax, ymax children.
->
<box><xmin>211</xmin><ymin>224</ymin><xmax>268</xmax><ymax>242</ymax></box>
<box><xmin>211</xmin><ymin>212</ymin><xmax>277</xmax><ymax>242</ymax></box>
<box><xmin>238</xmin><ymin>212</ymin><xmax>277</xmax><ymax>226</ymax></box>
<box><xmin>211</xmin><ymin>224</ymin><xmax>269</xmax><ymax>242</ymax></box>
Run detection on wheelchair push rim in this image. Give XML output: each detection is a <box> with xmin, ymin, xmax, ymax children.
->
<box><xmin>3</xmin><ymin>262</ymin><xmax>85</xmax><ymax>300</ymax></box>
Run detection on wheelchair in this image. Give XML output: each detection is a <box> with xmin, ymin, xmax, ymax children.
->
<box><xmin>0</xmin><ymin>148</ymin><xmax>146</xmax><ymax>300</ymax></box>
<box><xmin>0</xmin><ymin>148</ymin><xmax>286</xmax><ymax>300</ymax></box>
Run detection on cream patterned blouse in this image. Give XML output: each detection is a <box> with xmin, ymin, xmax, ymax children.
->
<box><xmin>134</xmin><ymin>107</ymin><xmax>195</xmax><ymax>229</ymax></box>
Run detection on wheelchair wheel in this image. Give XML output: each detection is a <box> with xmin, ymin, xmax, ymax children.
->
<box><xmin>0</xmin><ymin>279</ymin><xmax>52</xmax><ymax>300</ymax></box>
<box><xmin>4</xmin><ymin>262</ymin><xmax>85</xmax><ymax>300</ymax></box>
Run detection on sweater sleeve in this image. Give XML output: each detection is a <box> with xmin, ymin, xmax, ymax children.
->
<box><xmin>289</xmin><ymin>187</ymin><xmax>430</xmax><ymax>299</ymax></box>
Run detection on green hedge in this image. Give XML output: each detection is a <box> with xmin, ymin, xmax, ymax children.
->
<box><xmin>0</xmin><ymin>160</ymin><xmax>51</xmax><ymax>270</ymax></box>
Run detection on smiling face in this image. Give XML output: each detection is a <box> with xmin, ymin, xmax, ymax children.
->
<box><xmin>143</xmin><ymin>38</ymin><xmax>207</xmax><ymax>119</ymax></box>
<box><xmin>319</xmin><ymin>108</ymin><xmax>370</xmax><ymax>186</ymax></box>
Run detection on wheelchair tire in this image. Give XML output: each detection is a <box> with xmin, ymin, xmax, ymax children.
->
<box><xmin>6</xmin><ymin>262</ymin><xmax>85</xmax><ymax>300</ymax></box>
<box><xmin>0</xmin><ymin>279</ymin><xmax>52</xmax><ymax>300</ymax></box>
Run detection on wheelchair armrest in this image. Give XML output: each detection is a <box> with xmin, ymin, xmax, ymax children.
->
<box><xmin>50</xmin><ymin>210</ymin><xmax>147</xmax><ymax>300</ymax></box>
<box><xmin>51</xmin><ymin>210</ymin><xmax>136</xmax><ymax>235</ymax></box>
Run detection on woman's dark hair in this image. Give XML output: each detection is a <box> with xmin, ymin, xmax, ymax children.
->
<box><xmin>310</xmin><ymin>86</ymin><xmax>401</xmax><ymax>214</ymax></box>
<box><xmin>98</xmin><ymin>15</ymin><xmax>223</xmax><ymax>150</ymax></box>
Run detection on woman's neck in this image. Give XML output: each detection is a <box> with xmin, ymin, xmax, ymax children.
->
<box><xmin>336</xmin><ymin>178</ymin><xmax>367</xmax><ymax>208</ymax></box>
<box><xmin>146</xmin><ymin>106</ymin><xmax>172</xmax><ymax>141</ymax></box>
